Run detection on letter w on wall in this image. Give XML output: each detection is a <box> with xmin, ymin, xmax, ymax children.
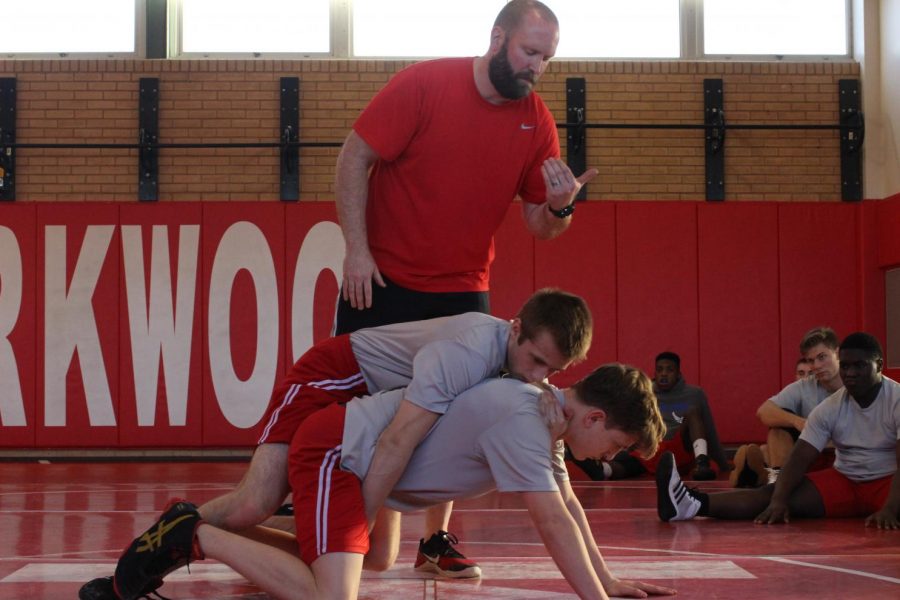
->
<box><xmin>122</xmin><ymin>225</ymin><xmax>199</xmax><ymax>426</ymax></box>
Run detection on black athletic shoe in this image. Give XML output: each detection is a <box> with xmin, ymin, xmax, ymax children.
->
<box><xmin>78</xmin><ymin>575</ymin><xmax>169</xmax><ymax>600</ymax></box>
<box><xmin>657</xmin><ymin>451</ymin><xmax>703</xmax><ymax>522</ymax></box>
<box><xmin>113</xmin><ymin>499</ymin><xmax>204</xmax><ymax>600</ymax></box>
<box><xmin>692</xmin><ymin>454</ymin><xmax>716</xmax><ymax>481</ymax></box>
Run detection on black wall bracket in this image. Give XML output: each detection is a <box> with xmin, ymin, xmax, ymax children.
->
<box><xmin>838</xmin><ymin>79</ymin><xmax>864</xmax><ymax>202</ymax></box>
<box><xmin>138</xmin><ymin>78</ymin><xmax>159</xmax><ymax>201</ymax></box>
<box><xmin>565</xmin><ymin>77</ymin><xmax>587</xmax><ymax>201</ymax></box>
<box><xmin>280</xmin><ymin>77</ymin><xmax>300</xmax><ymax>202</ymax></box>
<box><xmin>704</xmin><ymin>79</ymin><xmax>725</xmax><ymax>202</ymax></box>
<box><xmin>0</xmin><ymin>78</ymin><xmax>15</xmax><ymax>201</ymax></box>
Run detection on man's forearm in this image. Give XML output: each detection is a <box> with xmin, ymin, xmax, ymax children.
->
<box><xmin>523</xmin><ymin>201</ymin><xmax>572</xmax><ymax>240</ymax></box>
<box><xmin>361</xmin><ymin>441</ymin><xmax>414</xmax><ymax>526</ymax></box>
<box><xmin>361</xmin><ymin>401</ymin><xmax>440</xmax><ymax>525</ymax></box>
<box><xmin>757</xmin><ymin>401</ymin><xmax>805</xmax><ymax>430</ymax></box>
<box><xmin>335</xmin><ymin>139</ymin><xmax>372</xmax><ymax>253</ymax></box>
<box><xmin>770</xmin><ymin>440</ymin><xmax>819</xmax><ymax>505</ymax></box>
<box><xmin>560</xmin><ymin>484</ymin><xmax>615</xmax><ymax>586</ymax></box>
<box><xmin>525</xmin><ymin>492</ymin><xmax>608</xmax><ymax>600</ymax></box>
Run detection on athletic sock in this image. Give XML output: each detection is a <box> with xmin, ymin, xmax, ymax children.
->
<box><xmin>692</xmin><ymin>438</ymin><xmax>708</xmax><ymax>458</ymax></box>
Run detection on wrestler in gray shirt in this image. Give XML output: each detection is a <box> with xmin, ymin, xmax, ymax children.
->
<box><xmin>341</xmin><ymin>378</ymin><xmax>568</xmax><ymax>511</ymax></box>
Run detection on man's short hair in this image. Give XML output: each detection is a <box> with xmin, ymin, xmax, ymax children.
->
<box><xmin>655</xmin><ymin>351</ymin><xmax>681</xmax><ymax>369</ymax></box>
<box><xmin>839</xmin><ymin>332</ymin><xmax>884</xmax><ymax>360</ymax></box>
<box><xmin>573</xmin><ymin>363</ymin><xmax>665</xmax><ymax>460</ymax></box>
<box><xmin>799</xmin><ymin>326</ymin><xmax>839</xmax><ymax>353</ymax></box>
<box><xmin>796</xmin><ymin>356</ymin><xmax>812</xmax><ymax>366</ymax></box>
<box><xmin>494</xmin><ymin>0</ymin><xmax>558</xmax><ymax>32</ymax></box>
<box><xmin>516</xmin><ymin>288</ymin><xmax>592</xmax><ymax>362</ymax></box>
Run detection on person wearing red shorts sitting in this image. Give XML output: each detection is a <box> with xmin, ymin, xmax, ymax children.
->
<box><xmin>657</xmin><ymin>332</ymin><xmax>900</xmax><ymax>530</ymax></box>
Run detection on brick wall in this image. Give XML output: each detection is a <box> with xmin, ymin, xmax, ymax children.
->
<box><xmin>0</xmin><ymin>59</ymin><xmax>859</xmax><ymax>202</ymax></box>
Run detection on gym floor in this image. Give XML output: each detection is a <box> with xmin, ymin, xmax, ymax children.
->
<box><xmin>1</xmin><ymin>462</ymin><xmax>898</xmax><ymax>599</ymax></box>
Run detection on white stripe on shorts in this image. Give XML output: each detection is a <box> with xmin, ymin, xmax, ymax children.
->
<box><xmin>316</xmin><ymin>444</ymin><xmax>343</xmax><ymax>556</ymax></box>
<box><xmin>257</xmin><ymin>372</ymin><xmax>364</xmax><ymax>444</ymax></box>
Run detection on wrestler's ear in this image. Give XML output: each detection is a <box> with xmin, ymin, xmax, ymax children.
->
<box><xmin>583</xmin><ymin>409</ymin><xmax>607</xmax><ymax>427</ymax></box>
<box><xmin>509</xmin><ymin>317</ymin><xmax>522</xmax><ymax>339</ymax></box>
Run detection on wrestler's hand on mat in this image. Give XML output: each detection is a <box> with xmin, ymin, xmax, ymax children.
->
<box><xmin>536</xmin><ymin>386</ymin><xmax>569</xmax><ymax>439</ymax></box>
<box><xmin>865</xmin><ymin>508</ymin><xmax>900</xmax><ymax>530</ymax></box>
<box><xmin>754</xmin><ymin>501</ymin><xmax>790</xmax><ymax>524</ymax></box>
<box><xmin>342</xmin><ymin>246</ymin><xmax>385</xmax><ymax>309</ymax></box>
<box><xmin>541</xmin><ymin>158</ymin><xmax>599</xmax><ymax>210</ymax></box>
<box><xmin>604</xmin><ymin>577</ymin><xmax>677</xmax><ymax>598</ymax></box>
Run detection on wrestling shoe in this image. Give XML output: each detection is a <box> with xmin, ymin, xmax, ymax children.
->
<box><xmin>414</xmin><ymin>530</ymin><xmax>482</xmax><ymax>578</ymax></box>
<box><xmin>691</xmin><ymin>454</ymin><xmax>716</xmax><ymax>481</ymax></box>
<box><xmin>766</xmin><ymin>467</ymin><xmax>781</xmax><ymax>484</ymax></box>
<box><xmin>78</xmin><ymin>576</ymin><xmax>168</xmax><ymax>600</ymax></box>
<box><xmin>729</xmin><ymin>444</ymin><xmax>767</xmax><ymax>488</ymax></box>
<box><xmin>113</xmin><ymin>499</ymin><xmax>205</xmax><ymax>600</ymax></box>
<box><xmin>657</xmin><ymin>451</ymin><xmax>702</xmax><ymax>522</ymax></box>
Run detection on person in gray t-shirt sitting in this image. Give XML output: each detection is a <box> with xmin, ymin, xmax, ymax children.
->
<box><xmin>658</xmin><ymin>332</ymin><xmax>900</xmax><ymax>530</ymax></box>
<box><xmin>114</xmin><ymin>364</ymin><xmax>677</xmax><ymax>600</ymax></box>
<box><xmin>732</xmin><ymin>327</ymin><xmax>843</xmax><ymax>488</ymax></box>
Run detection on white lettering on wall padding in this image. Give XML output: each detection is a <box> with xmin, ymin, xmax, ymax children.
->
<box><xmin>0</xmin><ymin>226</ymin><xmax>26</xmax><ymax>426</ymax></box>
<box><xmin>122</xmin><ymin>225</ymin><xmax>200</xmax><ymax>426</ymax></box>
<box><xmin>44</xmin><ymin>225</ymin><xmax>115</xmax><ymax>427</ymax></box>
<box><xmin>291</xmin><ymin>221</ymin><xmax>345</xmax><ymax>361</ymax></box>
<box><xmin>208</xmin><ymin>221</ymin><xmax>279</xmax><ymax>429</ymax></box>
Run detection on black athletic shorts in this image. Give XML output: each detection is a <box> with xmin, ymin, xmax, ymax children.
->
<box><xmin>333</xmin><ymin>274</ymin><xmax>490</xmax><ymax>335</ymax></box>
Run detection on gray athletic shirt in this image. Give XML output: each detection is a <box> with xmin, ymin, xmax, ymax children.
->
<box><xmin>769</xmin><ymin>376</ymin><xmax>836</xmax><ymax>418</ymax></box>
<box><xmin>349</xmin><ymin>312</ymin><xmax>510</xmax><ymax>412</ymax></box>
<box><xmin>340</xmin><ymin>378</ymin><xmax>569</xmax><ymax>513</ymax></box>
<box><xmin>800</xmin><ymin>376</ymin><xmax>900</xmax><ymax>482</ymax></box>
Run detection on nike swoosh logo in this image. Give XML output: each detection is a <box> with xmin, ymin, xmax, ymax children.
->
<box><xmin>520</xmin><ymin>123</ymin><xmax>536</xmax><ymax>130</ymax></box>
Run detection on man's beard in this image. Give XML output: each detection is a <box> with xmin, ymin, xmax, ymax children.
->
<box><xmin>488</xmin><ymin>42</ymin><xmax>535</xmax><ymax>100</ymax></box>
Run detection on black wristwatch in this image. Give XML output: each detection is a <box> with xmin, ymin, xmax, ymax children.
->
<box><xmin>548</xmin><ymin>200</ymin><xmax>575</xmax><ymax>218</ymax></box>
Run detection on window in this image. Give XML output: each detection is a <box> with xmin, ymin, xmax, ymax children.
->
<box><xmin>165</xmin><ymin>0</ymin><xmax>852</xmax><ymax>60</ymax></box>
<box><xmin>1</xmin><ymin>0</ymin><xmax>137</xmax><ymax>55</ymax></box>
<box><xmin>180</xmin><ymin>0</ymin><xmax>330</xmax><ymax>54</ymax></box>
<box><xmin>555</xmin><ymin>0</ymin><xmax>680</xmax><ymax>58</ymax></box>
<box><xmin>703</xmin><ymin>0</ymin><xmax>848</xmax><ymax>56</ymax></box>
<box><xmin>351</xmin><ymin>0</ymin><xmax>505</xmax><ymax>58</ymax></box>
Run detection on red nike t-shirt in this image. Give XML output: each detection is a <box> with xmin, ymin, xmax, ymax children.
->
<box><xmin>354</xmin><ymin>57</ymin><xmax>559</xmax><ymax>293</ymax></box>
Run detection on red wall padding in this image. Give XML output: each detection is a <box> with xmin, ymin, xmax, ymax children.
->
<box><xmin>616</xmin><ymin>203</ymin><xmax>700</xmax><ymax>380</ymax></box>
<box><xmin>0</xmin><ymin>200</ymin><xmax>893</xmax><ymax>447</ymax></box>
<box><xmin>777</xmin><ymin>204</ymin><xmax>860</xmax><ymax>382</ymax></box>
<box><xmin>697</xmin><ymin>203</ymin><xmax>780</xmax><ymax>443</ymax></box>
